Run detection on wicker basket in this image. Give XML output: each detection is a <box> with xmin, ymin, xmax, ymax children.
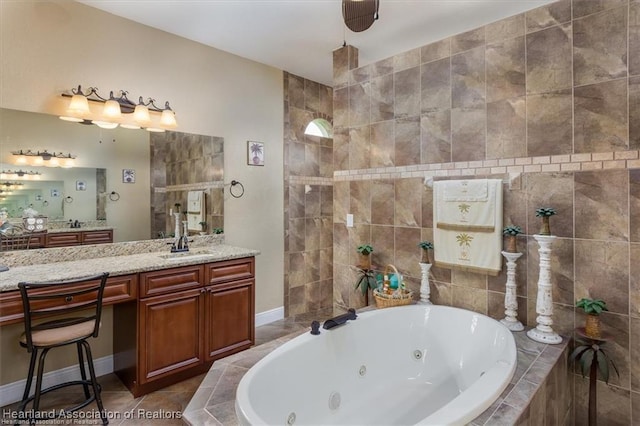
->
<box><xmin>373</xmin><ymin>264</ymin><xmax>413</xmax><ymax>308</ymax></box>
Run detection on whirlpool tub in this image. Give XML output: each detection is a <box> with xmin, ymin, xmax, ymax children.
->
<box><xmin>235</xmin><ymin>305</ymin><xmax>517</xmax><ymax>426</ymax></box>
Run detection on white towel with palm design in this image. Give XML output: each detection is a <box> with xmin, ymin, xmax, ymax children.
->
<box><xmin>436</xmin><ymin>179</ymin><xmax>498</xmax><ymax>232</ymax></box>
<box><xmin>433</xmin><ymin>179</ymin><xmax>503</xmax><ymax>275</ymax></box>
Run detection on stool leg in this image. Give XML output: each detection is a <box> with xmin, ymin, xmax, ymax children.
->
<box><xmin>32</xmin><ymin>348</ymin><xmax>50</xmax><ymax>414</ymax></box>
<box><xmin>18</xmin><ymin>349</ymin><xmax>38</xmax><ymax>410</ymax></box>
<box><xmin>15</xmin><ymin>349</ymin><xmax>38</xmax><ymax>425</ymax></box>
<box><xmin>81</xmin><ymin>340</ymin><xmax>108</xmax><ymax>425</ymax></box>
<box><xmin>77</xmin><ymin>341</ymin><xmax>90</xmax><ymax>399</ymax></box>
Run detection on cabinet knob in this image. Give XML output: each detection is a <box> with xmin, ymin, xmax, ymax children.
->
<box><xmin>65</xmin><ymin>296</ymin><xmax>73</xmax><ymax>302</ymax></box>
<box><xmin>200</xmin><ymin>289</ymin><xmax>206</xmax><ymax>294</ymax></box>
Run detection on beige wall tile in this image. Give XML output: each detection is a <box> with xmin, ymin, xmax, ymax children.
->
<box><xmin>574</xmin><ymin>79</ymin><xmax>628</xmax><ymax>153</ymax></box>
<box><xmin>575</xmin><ymin>170</ymin><xmax>629</xmax><ymax>241</ymax></box>
<box><xmin>525</xmin><ymin>0</ymin><xmax>571</xmax><ymax>33</ymax></box>
<box><xmin>526</xmin><ymin>24</ymin><xmax>572</xmax><ymax>94</ymax></box>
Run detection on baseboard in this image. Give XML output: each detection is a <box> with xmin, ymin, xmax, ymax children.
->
<box><xmin>255</xmin><ymin>306</ymin><xmax>284</xmax><ymax>327</ymax></box>
<box><xmin>0</xmin><ymin>355</ymin><xmax>113</xmax><ymax>407</ymax></box>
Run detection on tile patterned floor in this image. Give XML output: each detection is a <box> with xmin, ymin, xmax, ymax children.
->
<box><xmin>1</xmin><ymin>308</ymin><xmax>339</xmax><ymax>425</ymax></box>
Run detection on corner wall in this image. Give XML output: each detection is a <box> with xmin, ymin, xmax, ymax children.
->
<box><xmin>283</xmin><ymin>72</ymin><xmax>334</xmax><ymax>316</ymax></box>
<box><xmin>332</xmin><ymin>0</ymin><xmax>639</xmax><ymax>422</ymax></box>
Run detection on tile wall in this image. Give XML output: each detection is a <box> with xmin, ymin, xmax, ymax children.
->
<box><xmin>283</xmin><ymin>72</ymin><xmax>334</xmax><ymax>316</ymax></box>
<box><xmin>332</xmin><ymin>0</ymin><xmax>639</xmax><ymax>422</ymax></box>
<box><xmin>150</xmin><ymin>131</ymin><xmax>224</xmax><ymax>238</ymax></box>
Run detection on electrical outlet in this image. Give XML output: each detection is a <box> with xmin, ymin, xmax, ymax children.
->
<box><xmin>346</xmin><ymin>214</ymin><xmax>354</xmax><ymax>228</ymax></box>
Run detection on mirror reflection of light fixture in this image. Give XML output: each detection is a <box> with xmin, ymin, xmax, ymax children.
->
<box><xmin>342</xmin><ymin>0</ymin><xmax>379</xmax><ymax>32</ymax></box>
<box><xmin>59</xmin><ymin>85</ymin><xmax>178</xmax><ymax>132</ymax></box>
<box><xmin>11</xmin><ymin>150</ymin><xmax>77</xmax><ymax>168</ymax></box>
<box><xmin>0</xmin><ymin>170</ymin><xmax>42</xmax><ymax>180</ymax></box>
<box><xmin>1</xmin><ymin>181</ymin><xmax>24</xmax><ymax>190</ymax></box>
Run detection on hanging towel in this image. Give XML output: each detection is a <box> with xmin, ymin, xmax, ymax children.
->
<box><xmin>187</xmin><ymin>191</ymin><xmax>206</xmax><ymax>232</ymax></box>
<box><xmin>433</xmin><ymin>179</ymin><xmax>503</xmax><ymax>276</ymax></box>
<box><xmin>442</xmin><ymin>179</ymin><xmax>489</xmax><ymax>201</ymax></box>
<box><xmin>436</xmin><ymin>180</ymin><xmax>496</xmax><ymax>232</ymax></box>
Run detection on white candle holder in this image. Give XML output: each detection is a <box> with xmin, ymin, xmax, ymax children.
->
<box><xmin>418</xmin><ymin>263</ymin><xmax>432</xmax><ymax>305</ymax></box>
<box><xmin>527</xmin><ymin>235</ymin><xmax>562</xmax><ymax>344</ymax></box>
<box><xmin>500</xmin><ymin>251</ymin><xmax>524</xmax><ymax>331</ymax></box>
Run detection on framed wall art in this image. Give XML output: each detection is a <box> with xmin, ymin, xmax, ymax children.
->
<box><xmin>247</xmin><ymin>141</ymin><xmax>264</xmax><ymax>166</ymax></box>
<box><xmin>122</xmin><ymin>169</ymin><xmax>136</xmax><ymax>183</ymax></box>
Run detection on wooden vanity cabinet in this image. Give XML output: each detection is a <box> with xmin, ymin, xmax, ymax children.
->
<box><xmin>45</xmin><ymin>232</ymin><xmax>81</xmax><ymax>247</ymax></box>
<box><xmin>204</xmin><ymin>258</ymin><xmax>255</xmax><ymax>361</ymax></box>
<box><xmin>81</xmin><ymin>229</ymin><xmax>113</xmax><ymax>245</ymax></box>
<box><xmin>114</xmin><ymin>257</ymin><xmax>255</xmax><ymax>397</ymax></box>
<box><xmin>45</xmin><ymin>229</ymin><xmax>113</xmax><ymax>247</ymax></box>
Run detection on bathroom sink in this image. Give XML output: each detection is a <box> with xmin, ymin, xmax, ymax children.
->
<box><xmin>158</xmin><ymin>249</ymin><xmax>215</xmax><ymax>261</ymax></box>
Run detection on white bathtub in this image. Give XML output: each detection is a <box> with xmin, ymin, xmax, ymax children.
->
<box><xmin>236</xmin><ymin>305</ymin><xmax>516</xmax><ymax>426</ymax></box>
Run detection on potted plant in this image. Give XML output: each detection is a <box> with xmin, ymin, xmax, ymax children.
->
<box><xmin>417</xmin><ymin>241</ymin><xmax>433</xmax><ymax>264</ymax></box>
<box><xmin>356</xmin><ymin>244</ymin><xmax>373</xmax><ymax>270</ymax></box>
<box><xmin>570</xmin><ymin>331</ymin><xmax>619</xmax><ymax>426</ymax></box>
<box><xmin>576</xmin><ymin>298</ymin><xmax>608</xmax><ymax>339</ymax></box>
<box><xmin>535</xmin><ymin>207</ymin><xmax>556</xmax><ymax>235</ymax></box>
<box><xmin>354</xmin><ymin>268</ymin><xmax>377</xmax><ymax>296</ymax></box>
<box><xmin>212</xmin><ymin>227</ymin><xmax>224</xmax><ymax>234</ymax></box>
<box><xmin>502</xmin><ymin>225</ymin><xmax>522</xmax><ymax>253</ymax></box>
<box><xmin>198</xmin><ymin>221</ymin><xmax>207</xmax><ymax>236</ymax></box>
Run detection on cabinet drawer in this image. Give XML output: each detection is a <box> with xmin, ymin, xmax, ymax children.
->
<box><xmin>205</xmin><ymin>257</ymin><xmax>255</xmax><ymax>286</ymax></box>
<box><xmin>82</xmin><ymin>230</ymin><xmax>113</xmax><ymax>245</ymax></box>
<box><xmin>46</xmin><ymin>232</ymin><xmax>81</xmax><ymax>247</ymax></box>
<box><xmin>0</xmin><ymin>274</ymin><xmax>137</xmax><ymax>326</ymax></box>
<box><xmin>140</xmin><ymin>265</ymin><xmax>204</xmax><ymax>298</ymax></box>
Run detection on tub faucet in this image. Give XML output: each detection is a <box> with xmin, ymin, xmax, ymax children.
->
<box><xmin>322</xmin><ymin>308</ymin><xmax>357</xmax><ymax>330</ymax></box>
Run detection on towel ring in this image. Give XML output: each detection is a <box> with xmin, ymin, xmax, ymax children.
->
<box><xmin>109</xmin><ymin>191</ymin><xmax>120</xmax><ymax>201</ymax></box>
<box><xmin>64</xmin><ymin>196</ymin><xmax>73</xmax><ymax>204</ymax></box>
<box><xmin>230</xmin><ymin>180</ymin><xmax>244</xmax><ymax>199</ymax></box>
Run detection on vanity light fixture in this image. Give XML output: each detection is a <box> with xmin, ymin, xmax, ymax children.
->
<box><xmin>59</xmin><ymin>85</ymin><xmax>178</xmax><ymax>132</ymax></box>
<box><xmin>1</xmin><ymin>182</ymin><xmax>24</xmax><ymax>190</ymax></box>
<box><xmin>12</xmin><ymin>150</ymin><xmax>77</xmax><ymax>168</ymax></box>
<box><xmin>0</xmin><ymin>170</ymin><xmax>42</xmax><ymax>180</ymax></box>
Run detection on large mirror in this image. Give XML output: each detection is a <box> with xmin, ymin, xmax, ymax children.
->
<box><xmin>0</xmin><ymin>108</ymin><xmax>224</xmax><ymax>243</ymax></box>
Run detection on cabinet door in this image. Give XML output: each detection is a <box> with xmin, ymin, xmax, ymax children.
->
<box><xmin>139</xmin><ymin>288</ymin><xmax>204</xmax><ymax>384</ymax></box>
<box><xmin>82</xmin><ymin>230</ymin><xmax>113</xmax><ymax>244</ymax></box>
<box><xmin>46</xmin><ymin>232</ymin><xmax>81</xmax><ymax>247</ymax></box>
<box><xmin>205</xmin><ymin>279</ymin><xmax>254</xmax><ymax>361</ymax></box>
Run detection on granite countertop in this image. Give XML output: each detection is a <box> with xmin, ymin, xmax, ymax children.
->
<box><xmin>0</xmin><ymin>244</ymin><xmax>259</xmax><ymax>292</ymax></box>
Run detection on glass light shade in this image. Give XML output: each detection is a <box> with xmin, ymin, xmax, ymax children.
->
<box><xmin>133</xmin><ymin>104</ymin><xmax>151</xmax><ymax>124</ymax></box>
<box><xmin>120</xmin><ymin>123</ymin><xmax>141</xmax><ymax>130</ymax></box>
<box><xmin>14</xmin><ymin>155</ymin><xmax>28</xmax><ymax>165</ymax></box>
<box><xmin>160</xmin><ymin>109</ymin><xmax>177</xmax><ymax>127</ymax></box>
<box><xmin>103</xmin><ymin>99</ymin><xmax>121</xmax><ymax>119</ymax></box>
<box><xmin>145</xmin><ymin>127</ymin><xmax>166</xmax><ymax>133</ymax></box>
<box><xmin>62</xmin><ymin>158</ymin><xmax>75</xmax><ymax>168</ymax></box>
<box><xmin>93</xmin><ymin>121</ymin><xmax>119</xmax><ymax>129</ymax></box>
<box><xmin>67</xmin><ymin>94</ymin><xmax>90</xmax><ymax>116</ymax></box>
<box><xmin>47</xmin><ymin>157</ymin><xmax>59</xmax><ymax>167</ymax></box>
<box><xmin>31</xmin><ymin>156</ymin><xmax>44</xmax><ymax>166</ymax></box>
<box><xmin>59</xmin><ymin>116</ymin><xmax>84</xmax><ymax>123</ymax></box>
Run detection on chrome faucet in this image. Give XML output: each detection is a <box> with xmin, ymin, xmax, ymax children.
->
<box><xmin>170</xmin><ymin>214</ymin><xmax>189</xmax><ymax>253</ymax></box>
